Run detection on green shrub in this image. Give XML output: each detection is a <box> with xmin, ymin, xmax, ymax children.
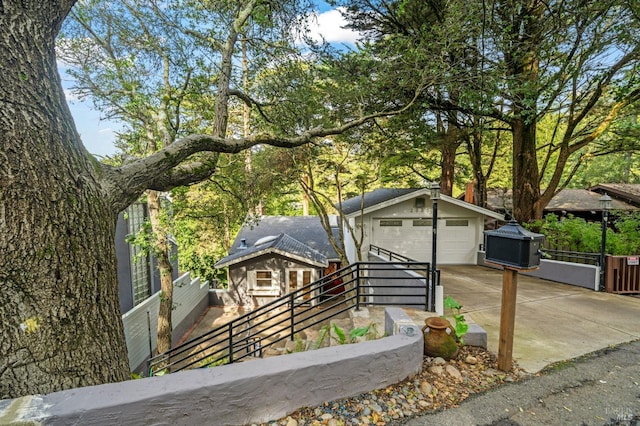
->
<box><xmin>527</xmin><ymin>212</ymin><xmax>640</xmax><ymax>255</ymax></box>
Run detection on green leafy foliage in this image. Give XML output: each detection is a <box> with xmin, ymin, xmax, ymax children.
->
<box><xmin>444</xmin><ymin>295</ymin><xmax>468</xmax><ymax>344</ymax></box>
<box><xmin>528</xmin><ymin>213</ymin><xmax>640</xmax><ymax>255</ymax></box>
<box><xmin>332</xmin><ymin>323</ymin><xmax>347</xmax><ymax>345</ymax></box>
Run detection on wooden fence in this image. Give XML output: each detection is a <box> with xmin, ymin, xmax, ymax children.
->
<box><xmin>605</xmin><ymin>255</ymin><xmax>640</xmax><ymax>294</ymax></box>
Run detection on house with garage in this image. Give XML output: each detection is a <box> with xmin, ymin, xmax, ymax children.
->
<box><xmin>340</xmin><ymin>188</ymin><xmax>504</xmax><ymax>264</ymax></box>
<box><xmin>215</xmin><ymin>216</ymin><xmax>343</xmax><ymax>307</ymax></box>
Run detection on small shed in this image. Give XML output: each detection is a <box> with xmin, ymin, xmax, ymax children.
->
<box><xmin>216</xmin><ymin>216</ymin><xmax>343</xmax><ymax>307</ymax></box>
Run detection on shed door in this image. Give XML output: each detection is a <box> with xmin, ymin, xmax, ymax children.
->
<box><xmin>287</xmin><ymin>269</ymin><xmax>312</xmax><ymax>300</ymax></box>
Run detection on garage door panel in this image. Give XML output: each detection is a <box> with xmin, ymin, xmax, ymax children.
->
<box><xmin>439</xmin><ymin>218</ymin><xmax>476</xmax><ymax>264</ymax></box>
<box><xmin>372</xmin><ymin>217</ymin><xmax>477</xmax><ymax>264</ymax></box>
<box><xmin>373</xmin><ymin>218</ymin><xmax>431</xmax><ymax>261</ymax></box>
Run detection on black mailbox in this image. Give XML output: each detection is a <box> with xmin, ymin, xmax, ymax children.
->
<box><xmin>484</xmin><ymin>219</ymin><xmax>544</xmax><ymax>269</ymax></box>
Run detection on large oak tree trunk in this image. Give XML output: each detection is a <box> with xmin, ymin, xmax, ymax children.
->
<box><xmin>0</xmin><ymin>3</ymin><xmax>130</xmax><ymax>398</ymax></box>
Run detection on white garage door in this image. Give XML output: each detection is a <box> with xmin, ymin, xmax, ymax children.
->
<box><xmin>372</xmin><ymin>218</ymin><xmax>476</xmax><ymax>264</ymax></box>
<box><xmin>372</xmin><ymin>218</ymin><xmax>432</xmax><ymax>261</ymax></box>
<box><xmin>438</xmin><ymin>218</ymin><xmax>476</xmax><ymax>264</ymax></box>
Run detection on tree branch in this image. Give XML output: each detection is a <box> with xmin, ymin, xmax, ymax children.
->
<box><xmin>228</xmin><ymin>88</ymin><xmax>274</xmax><ymax>123</ymax></box>
<box><xmin>102</xmin><ymin>100</ymin><xmax>418</xmax><ymax>211</ymax></box>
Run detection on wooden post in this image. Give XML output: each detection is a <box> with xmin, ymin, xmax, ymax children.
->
<box><xmin>498</xmin><ymin>267</ymin><xmax>518</xmax><ymax>371</ymax></box>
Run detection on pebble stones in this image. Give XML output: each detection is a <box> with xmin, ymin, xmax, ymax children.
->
<box><xmin>419</xmin><ymin>380</ymin><xmax>433</xmax><ymax>394</ymax></box>
<box><xmin>272</xmin><ymin>345</ymin><xmax>523</xmax><ymax>426</ymax></box>
<box><xmin>445</xmin><ymin>364</ymin><xmax>463</xmax><ymax>380</ymax></box>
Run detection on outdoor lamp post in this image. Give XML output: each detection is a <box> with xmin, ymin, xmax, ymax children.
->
<box><xmin>430</xmin><ymin>182</ymin><xmax>440</xmax><ymax>312</ymax></box>
<box><xmin>599</xmin><ymin>193</ymin><xmax>612</xmax><ymax>291</ymax></box>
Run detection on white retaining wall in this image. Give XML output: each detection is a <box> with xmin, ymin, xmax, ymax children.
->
<box><xmin>478</xmin><ymin>252</ymin><xmax>599</xmax><ymax>290</ymax></box>
<box><xmin>121</xmin><ymin>272</ymin><xmax>209</xmax><ymax>372</ymax></box>
<box><xmin>2</xmin><ymin>309</ymin><xmax>423</xmax><ymax>426</ymax></box>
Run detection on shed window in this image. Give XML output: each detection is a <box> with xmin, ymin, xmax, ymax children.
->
<box><xmin>412</xmin><ymin>219</ymin><xmax>433</xmax><ymax>226</ymax></box>
<box><xmin>255</xmin><ymin>271</ymin><xmax>273</xmax><ymax>287</ymax></box>
<box><xmin>249</xmin><ymin>270</ymin><xmax>280</xmax><ymax>295</ymax></box>
<box><xmin>379</xmin><ymin>219</ymin><xmax>403</xmax><ymax>227</ymax></box>
<box><xmin>446</xmin><ymin>219</ymin><xmax>469</xmax><ymax>227</ymax></box>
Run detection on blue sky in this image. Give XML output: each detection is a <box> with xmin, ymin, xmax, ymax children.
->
<box><xmin>62</xmin><ymin>3</ymin><xmax>359</xmax><ymax>158</ymax></box>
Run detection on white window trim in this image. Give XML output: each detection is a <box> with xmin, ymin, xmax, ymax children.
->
<box><xmin>248</xmin><ymin>270</ymin><xmax>280</xmax><ymax>296</ymax></box>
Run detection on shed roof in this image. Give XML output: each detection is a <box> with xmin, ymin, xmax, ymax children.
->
<box><xmin>589</xmin><ymin>184</ymin><xmax>640</xmax><ymax>207</ymax></box>
<box><xmin>215</xmin><ymin>233</ymin><xmax>328</xmax><ymax>269</ymax></box>
<box><xmin>222</xmin><ymin>215</ymin><xmax>341</xmax><ymax>263</ymax></box>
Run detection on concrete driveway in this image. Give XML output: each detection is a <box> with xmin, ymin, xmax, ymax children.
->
<box><xmin>441</xmin><ymin>265</ymin><xmax>640</xmax><ymax>372</ymax></box>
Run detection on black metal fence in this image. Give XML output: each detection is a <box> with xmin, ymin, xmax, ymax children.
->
<box><xmin>541</xmin><ymin>248</ymin><xmax>601</xmax><ymax>266</ymax></box>
<box><xmin>148</xmin><ymin>260</ymin><xmax>433</xmax><ymax>376</ymax></box>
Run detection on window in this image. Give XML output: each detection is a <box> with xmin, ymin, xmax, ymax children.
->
<box><xmin>379</xmin><ymin>219</ymin><xmax>403</xmax><ymax>227</ymax></box>
<box><xmin>127</xmin><ymin>203</ymin><xmax>151</xmax><ymax>306</ymax></box>
<box><xmin>249</xmin><ymin>270</ymin><xmax>279</xmax><ymax>295</ymax></box>
<box><xmin>446</xmin><ymin>219</ymin><xmax>469</xmax><ymax>227</ymax></box>
<box><xmin>255</xmin><ymin>271</ymin><xmax>273</xmax><ymax>288</ymax></box>
<box><xmin>413</xmin><ymin>219</ymin><xmax>433</xmax><ymax>226</ymax></box>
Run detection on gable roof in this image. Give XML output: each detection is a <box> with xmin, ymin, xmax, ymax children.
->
<box><xmin>340</xmin><ymin>188</ymin><xmax>421</xmax><ymax>215</ymax></box>
<box><xmin>589</xmin><ymin>184</ymin><xmax>640</xmax><ymax>207</ymax></box>
<box><xmin>340</xmin><ymin>188</ymin><xmax>504</xmax><ymax>220</ymax></box>
<box><xmin>222</xmin><ymin>215</ymin><xmax>341</xmax><ymax>263</ymax></box>
<box><xmin>215</xmin><ymin>233</ymin><xmax>328</xmax><ymax>269</ymax></box>
<box><xmin>487</xmin><ymin>188</ymin><xmax>637</xmax><ymax>212</ymax></box>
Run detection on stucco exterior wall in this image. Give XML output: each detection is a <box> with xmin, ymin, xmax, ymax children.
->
<box><xmin>478</xmin><ymin>252</ymin><xmax>599</xmax><ymax>290</ymax></box>
<box><xmin>227</xmin><ymin>254</ymin><xmax>323</xmax><ymax>307</ymax></box>
<box><xmin>2</xmin><ymin>310</ymin><xmax>422</xmax><ymax>426</ymax></box>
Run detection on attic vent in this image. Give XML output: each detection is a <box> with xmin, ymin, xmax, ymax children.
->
<box><xmin>239</xmin><ymin>238</ymin><xmax>248</xmax><ymax>249</ymax></box>
<box><xmin>415</xmin><ymin>198</ymin><xmax>426</xmax><ymax>208</ymax></box>
<box><xmin>254</xmin><ymin>235</ymin><xmax>278</xmax><ymax>246</ymax></box>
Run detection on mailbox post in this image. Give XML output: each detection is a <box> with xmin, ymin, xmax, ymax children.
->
<box><xmin>484</xmin><ymin>219</ymin><xmax>544</xmax><ymax>371</ymax></box>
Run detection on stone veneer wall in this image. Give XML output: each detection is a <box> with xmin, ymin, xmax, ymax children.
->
<box><xmin>1</xmin><ymin>309</ymin><xmax>422</xmax><ymax>426</ymax></box>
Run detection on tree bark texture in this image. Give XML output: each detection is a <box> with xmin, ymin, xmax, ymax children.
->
<box><xmin>147</xmin><ymin>190</ymin><xmax>174</xmax><ymax>356</ymax></box>
<box><xmin>440</xmin><ymin>130</ymin><xmax>458</xmax><ymax>197</ymax></box>
<box><xmin>503</xmin><ymin>0</ymin><xmax>544</xmax><ymax>222</ymax></box>
<box><xmin>0</xmin><ymin>2</ymin><xmax>129</xmax><ymax>398</ymax></box>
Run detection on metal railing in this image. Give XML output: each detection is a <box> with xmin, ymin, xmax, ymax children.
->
<box><xmin>148</xmin><ymin>260</ymin><xmax>432</xmax><ymax>376</ymax></box>
<box><xmin>370</xmin><ymin>244</ymin><xmax>417</xmax><ymax>264</ymax></box>
<box><xmin>480</xmin><ymin>242</ymin><xmax>601</xmax><ymax>266</ymax></box>
<box><xmin>541</xmin><ymin>248</ymin><xmax>601</xmax><ymax>266</ymax></box>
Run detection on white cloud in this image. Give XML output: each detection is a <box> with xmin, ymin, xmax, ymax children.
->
<box><xmin>307</xmin><ymin>7</ymin><xmax>361</xmax><ymax>45</ymax></box>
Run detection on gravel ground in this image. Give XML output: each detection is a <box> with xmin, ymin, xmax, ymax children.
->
<box><xmin>259</xmin><ymin>345</ymin><xmax>529</xmax><ymax>426</ymax></box>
